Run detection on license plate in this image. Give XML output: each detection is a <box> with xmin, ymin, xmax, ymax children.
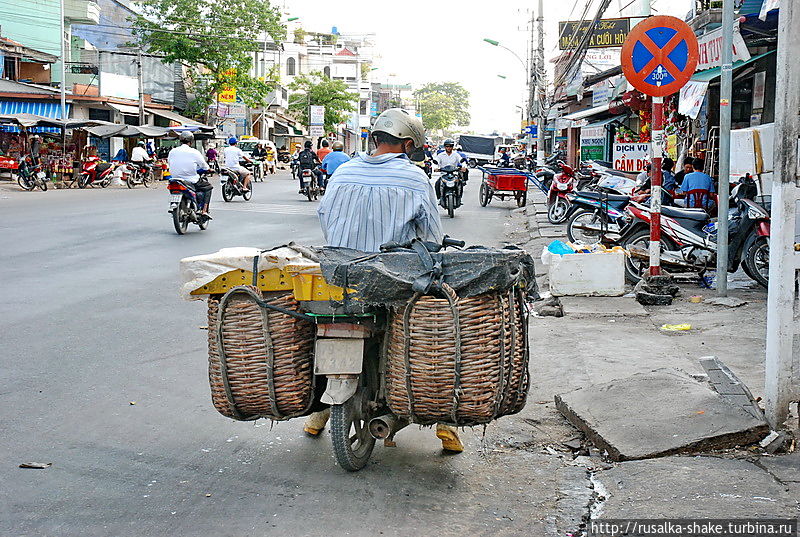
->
<box><xmin>314</xmin><ymin>339</ymin><xmax>364</xmax><ymax>375</ymax></box>
<box><xmin>169</xmin><ymin>193</ymin><xmax>183</xmax><ymax>203</ymax></box>
<box><xmin>36</xmin><ymin>171</ymin><xmax>46</xmax><ymax>179</ymax></box>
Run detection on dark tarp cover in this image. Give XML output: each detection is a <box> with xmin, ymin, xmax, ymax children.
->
<box><xmin>316</xmin><ymin>245</ymin><xmax>538</xmax><ymax>306</ymax></box>
<box><xmin>457</xmin><ymin>135</ymin><xmax>497</xmax><ymax>157</ymax></box>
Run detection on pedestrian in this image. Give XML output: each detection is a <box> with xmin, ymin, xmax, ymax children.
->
<box><xmin>265</xmin><ymin>145</ymin><xmax>276</xmax><ymax>174</ymax></box>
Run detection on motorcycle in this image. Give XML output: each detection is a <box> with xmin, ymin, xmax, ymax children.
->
<box><xmin>547</xmin><ymin>163</ymin><xmax>577</xmax><ymax>224</ymax></box>
<box><xmin>79</xmin><ymin>156</ymin><xmax>117</xmax><ymax>188</ymax></box>
<box><xmin>125</xmin><ymin>162</ymin><xmax>152</xmax><ymax>188</ymax></box>
<box><xmin>300</xmin><ymin>166</ymin><xmax>321</xmax><ymax>201</ymax></box>
<box><xmin>313</xmin><ymin>236</ymin><xmax>466</xmax><ymax>471</ymax></box>
<box><xmin>423</xmin><ymin>159</ymin><xmax>433</xmax><ymax>179</ymax></box>
<box><xmin>277</xmin><ymin>149</ymin><xmax>291</xmax><ymax>164</ymax></box>
<box><xmin>564</xmin><ymin>190</ymin><xmax>633</xmax><ymax>244</ymax></box>
<box><xmin>619</xmin><ymin>175</ymin><xmax>771</xmax><ymax>287</ymax></box>
<box><xmin>438</xmin><ymin>165</ymin><xmax>463</xmax><ymax>218</ymax></box>
<box><xmin>290</xmin><ymin>157</ymin><xmax>300</xmax><ymax>181</ymax></box>
<box><xmin>167</xmin><ymin>171</ymin><xmax>213</xmax><ymax>235</ymax></box>
<box><xmin>220</xmin><ymin>163</ymin><xmax>253</xmax><ymax>202</ymax></box>
<box><xmin>15</xmin><ymin>157</ymin><xmax>48</xmax><ymax>191</ymax></box>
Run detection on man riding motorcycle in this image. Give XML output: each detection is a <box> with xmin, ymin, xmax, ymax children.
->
<box><xmin>297</xmin><ymin>140</ymin><xmax>322</xmax><ymax>193</ymax></box>
<box><xmin>313</xmin><ymin>108</ymin><xmax>464</xmax><ymax>453</ymax></box>
<box><xmin>433</xmin><ymin>138</ymin><xmax>467</xmax><ymax>206</ymax></box>
<box><xmin>168</xmin><ymin>131</ymin><xmax>212</xmax><ymax>215</ymax></box>
<box><xmin>222</xmin><ymin>137</ymin><xmax>252</xmax><ymax>193</ymax></box>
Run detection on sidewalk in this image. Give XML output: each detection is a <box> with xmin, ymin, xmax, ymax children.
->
<box><xmin>488</xmin><ymin>187</ymin><xmax>799</xmax><ymax>532</ymax></box>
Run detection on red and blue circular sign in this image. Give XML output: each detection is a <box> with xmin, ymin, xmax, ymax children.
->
<box><xmin>621</xmin><ymin>16</ymin><xmax>699</xmax><ymax>98</ymax></box>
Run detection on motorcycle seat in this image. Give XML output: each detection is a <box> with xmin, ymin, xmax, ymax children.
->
<box><xmin>575</xmin><ymin>190</ymin><xmax>630</xmax><ymax>203</ymax></box>
<box><xmin>661</xmin><ymin>206</ymin><xmax>709</xmax><ymax>221</ymax></box>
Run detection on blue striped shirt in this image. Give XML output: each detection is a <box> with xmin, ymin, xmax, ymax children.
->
<box><xmin>318</xmin><ymin>152</ymin><xmax>444</xmax><ymax>252</ymax></box>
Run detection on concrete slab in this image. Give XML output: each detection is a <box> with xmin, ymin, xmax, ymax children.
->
<box><xmin>592</xmin><ymin>456</ymin><xmax>796</xmax><ymax>519</ymax></box>
<box><xmin>555</xmin><ymin>368</ymin><xmax>769</xmax><ymax>461</ymax></box>
<box><xmin>760</xmin><ymin>452</ymin><xmax>800</xmax><ymax>483</ymax></box>
<box><xmin>559</xmin><ymin>296</ymin><xmax>648</xmax><ymax>318</ymax></box>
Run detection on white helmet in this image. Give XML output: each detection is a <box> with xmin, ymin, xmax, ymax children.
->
<box><xmin>372</xmin><ymin>108</ymin><xmax>425</xmax><ymax>148</ymax></box>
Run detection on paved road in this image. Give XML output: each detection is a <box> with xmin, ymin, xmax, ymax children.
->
<box><xmin>0</xmin><ymin>169</ymin><xmax>544</xmax><ymax>537</ymax></box>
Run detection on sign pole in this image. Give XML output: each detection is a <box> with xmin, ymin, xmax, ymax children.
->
<box><xmin>715</xmin><ymin>0</ymin><xmax>735</xmax><ymax>296</ymax></box>
<box><xmin>649</xmin><ymin>96</ymin><xmax>663</xmax><ymax>276</ymax></box>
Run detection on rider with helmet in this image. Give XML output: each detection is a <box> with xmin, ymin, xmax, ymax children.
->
<box><xmin>297</xmin><ymin>140</ymin><xmax>322</xmax><ymax>192</ymax></box>
<box><xmin>168</xmin><ymin>131</ymin><xmax>212</xmax><ymax>215</ymax></box>
<box><xmin>433</xmin><ymin>138</ymin><xmax>468</xmax><ymax>203</ymax></box>
<box><xmin>223</xmin><ymin>137</ymin><xmax>253</xmax><ymax>192</ymax></box>
<box><xmin>312</xmin><ymin>108</ymin><xmax>464</xmax><ymax>453</ymax></box>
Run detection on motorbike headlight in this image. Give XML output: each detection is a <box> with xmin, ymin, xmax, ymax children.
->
<box><xmin>557</xmin><ymin>182</ymin><xmax>569</xmax><ymax>191</ymax></box>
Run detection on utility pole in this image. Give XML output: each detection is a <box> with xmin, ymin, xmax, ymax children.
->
<box><xmin>715</xmin><ymin>0</ymin><xmax>735</xmax><ymax>296</ymax></box>
<box><xmin>59</xmin><ymin>0</ymin><xmax>66</xmax><ymax>120</ymax></box>
<box><xmin>528</xmin><ymin>10</ymin><xmax>536</xmax><ymax>134</ymax></box>
<box><xmin>764</xmin><ymin>0</ymin><xmax>799</xmax><ymax>427</ymax></box>
<box><xmin>137</xmin><ymin>48</ymin><xmax>145</xmax><ymax>125</ymax></box>
<box><xmin>536</xmin><ymin>0</ymin><xmax>546</xmax><ymax>166</ymax></box>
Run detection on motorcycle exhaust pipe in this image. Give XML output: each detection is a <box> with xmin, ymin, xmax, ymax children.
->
<box><xmin>368</xmin><ymin>414</ymin><xmax>409</xmax><ymax>439</ymax></box>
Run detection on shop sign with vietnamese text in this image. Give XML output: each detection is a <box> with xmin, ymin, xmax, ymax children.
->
<box><xmin>581</xmin><ymin>126</ymin><xmax>606</xmax><ymax>161</ymax></box>
<box><xmin>696</xmin><ymin>24</ymin><xmax>750</xmax><ymax>71</ymax></box>
<box><xmin>613</xmin><ymin>142</ymin><xmax>650</xmax><ymax>172</ymax></box>
<box><xmin>559</xmin><ymin>18</ymin><xmax>630</xmax><ymax>50</ymax></box>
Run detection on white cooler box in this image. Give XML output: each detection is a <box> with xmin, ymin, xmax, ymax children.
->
<box><xmin>548</xmin><ymin>251</ymin><xmax>626</xmax><ymax>297</ymax></box>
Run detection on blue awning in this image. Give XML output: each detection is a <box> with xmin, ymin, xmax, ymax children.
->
<box><xmin>0</xmin><ymin>101</ymin><xmax>70</xmax><ymax>132</ymax></box>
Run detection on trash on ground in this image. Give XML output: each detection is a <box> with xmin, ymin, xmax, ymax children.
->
<box><xmin>706</xmin><ymin>296</ymin><xmax>748</xmax><ymax>308</ymax></box>
<box><xmin>661</xmin><ymin>324</ymin><xmax>692</xmax><ymax>331</ymax></box>
<box><xmin>19</xmin><ymin>462</ymin><xmax>52</xmax><ymax>469</ymax></box>
<box><xmin>690</xmin><ymin>295</ymin><xmax>703</xmax><ymax>303</ymax></box>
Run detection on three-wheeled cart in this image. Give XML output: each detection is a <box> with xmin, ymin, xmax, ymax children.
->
<box><xmin>478</xmin><ymin>166</ymin><xmax>531</xmax><ymax>208</ymax></box>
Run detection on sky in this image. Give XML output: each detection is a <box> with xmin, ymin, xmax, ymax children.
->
<box><xmin>284</xmin><ymin>0</ymin><xmax>693</xmax><ymax>135</ymax></box>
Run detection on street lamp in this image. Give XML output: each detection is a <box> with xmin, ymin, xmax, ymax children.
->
<box><xmin>484</xmin><ymin>37</ymin><xmax>529</xmax><ymax>128</ymax></box>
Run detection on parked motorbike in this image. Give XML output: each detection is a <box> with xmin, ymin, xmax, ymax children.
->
<box><xmin>619</xmin><ymin>176</ymin><xmax>771</xmax><ymax>287</ymax></box>
<box><xmin>220</xmin><ymin>163</ymin><xmax>253</xmax><ymax>202</ymax></box>
<box><xmin>565</xmin><ymin>191</ymin><xmax>633</xmax><ymax>244</ymax></box>
<box><xmin>168</xmin><ymin>171</ymin><xmax>213</xmax><ymax>235</ymax></box>
<box><xmin>16</xmin><ymin>157</ymin><xmax>48</xmax><ymax>191</ymax></box>
<box><xmin>438</xmin><ymin>165</ymin><xmax>463</xmax><ymax>218</ymax></box>
<box><xmin>79</xmin><ymin>156</ymin><xmax>117</xmax><ymax>188</ymax></box>
<box><xmin>125</xmin><ymin>162</ymin><xmax>152</xmax><ymax>188</ymax></box>
<box><xmin>547</xmin><ymin>163</ymin><xmax>577</xmax><ymax>224</ymax></box>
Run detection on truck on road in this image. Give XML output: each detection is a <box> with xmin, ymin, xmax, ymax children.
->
<box><xmin>457</xmin><ymin>134</ymin><xmax>500</xmax><ymax>168</ymax></box>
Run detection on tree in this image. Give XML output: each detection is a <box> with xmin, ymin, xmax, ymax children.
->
<box><xmin>414</xmin><ymin>82</ymin><xmax>471</xmax><ymax>131</ymax></box>
<box><xmin>288</xmin><ymin>71</ymin><xmax>358</xmax><ymax>133</ymax></box>
<box><xmin>132</xmin><ymin>0</ymin><xmax>285</xmax><ymax>117</ymax></box>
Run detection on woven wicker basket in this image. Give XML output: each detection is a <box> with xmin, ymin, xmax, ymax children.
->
<box><xmin>385</xmin><ymin>285</ymin><xmax>529</xmax><ymax>426</ymax></box>
<box><xmin>207</xmin><ymin>286</ymin><xmax>315</xmax><ymax>421</ymax></box>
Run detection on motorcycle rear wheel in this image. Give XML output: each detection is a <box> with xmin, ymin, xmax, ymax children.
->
<box><xmin>330</xmin><ymin>387</ymin><xmax>375</xmax><ymax>472</ymax></box>
<box><xmin>172</xmin><ymin>198</ymin><xmax>189</xmax><ymax>235</ymax></box>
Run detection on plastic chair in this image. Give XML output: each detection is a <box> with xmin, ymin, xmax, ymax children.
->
<box><xmin>683</xmin><ymin>189</ymin><xmax>716</xmax><ymax>214</ymax></box>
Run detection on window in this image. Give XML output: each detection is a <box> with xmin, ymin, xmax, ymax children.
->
<box><xmin>359</xmin><ymin>100</ymin><xmax>367</xmax><ymax>115</ymax></box>
<box><xmin>286</xmin><ymin>57</ymin><xmax>296</xmax><ymax>76</ymax></box>
<box><xmin>323</xmin><ymin>66</ymin><xmax>331</xmax><ymax>78</ymax></box>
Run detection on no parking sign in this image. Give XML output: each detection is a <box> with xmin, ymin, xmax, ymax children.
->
<box><xmin>621</xmin><ymin>16</ymin><xmax>699</xmax><ymax>98</ymax></box>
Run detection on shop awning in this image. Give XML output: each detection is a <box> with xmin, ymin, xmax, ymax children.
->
<box><xmin>107</xmin><ymin>102</ymin><xmax>142</xmax><ymax>115</ymax></box>
<box><xmin>691</xmin><ymin>50</ymin><xmax>776</xmax><ymax>82</ymax></box>
<box><xmin>0</xmin><ymin>100</ymin><xmax>68</xmax><ymax>118</ymax></box>
<box><xmin>584</xmin><ymin>115</ymin><xmax>628</xmax><ymax>128</ymax></box>
<box><xmin>562</xmin><ymin>103</ymin><xmax>611</xmax><ymax>121</ymax></box>
<box><xmin>85</xmin><ymin>124</ymin><xmax>171</xmax><ymax>138</ymax></box>
<box><xmin>145</xmin><ymin>107</ymin><xmax>203</xmax><ymax>126</ymax></box>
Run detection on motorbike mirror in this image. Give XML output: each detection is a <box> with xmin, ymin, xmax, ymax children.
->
<box><xmin>408</xmin><ymin>147</ymin><xmax>426</xmax><ymax>163</ymax></box>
